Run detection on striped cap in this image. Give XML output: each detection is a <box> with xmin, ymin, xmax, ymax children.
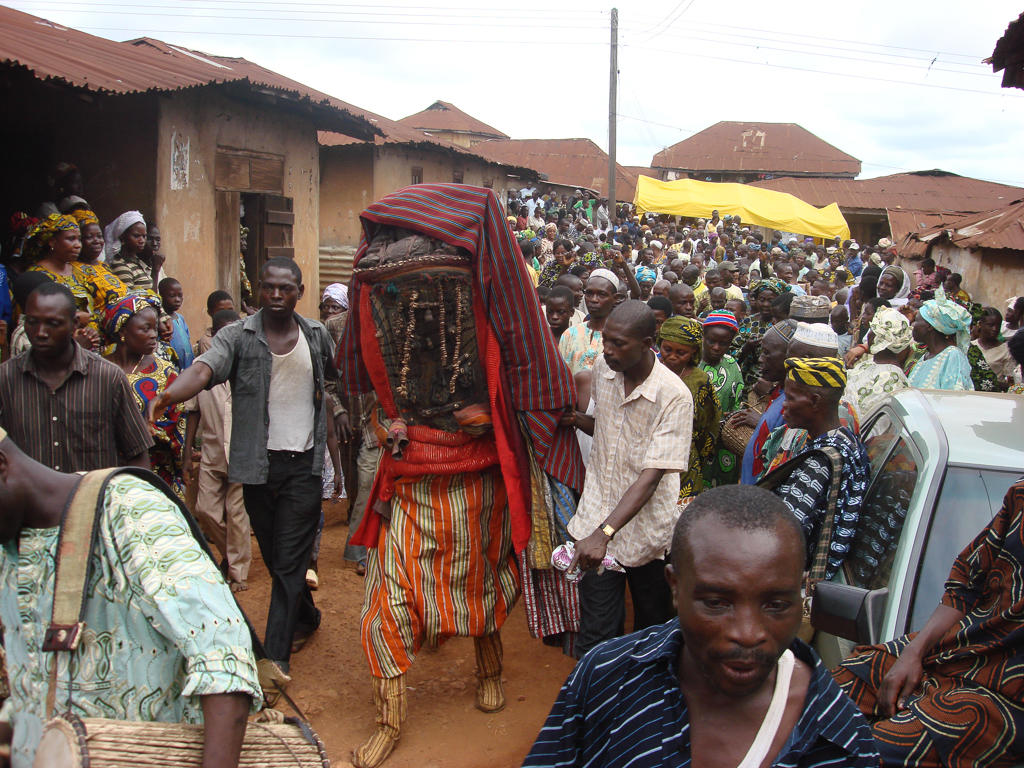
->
<box><xmin>702</xmin><ymin>310</ymin><xmax>739</xmax><ymax>332</ymax></box>
<box><xmin>785</xmin><ymin>357</ymin><xmax>847</xmax><ymax>389</ymax></box>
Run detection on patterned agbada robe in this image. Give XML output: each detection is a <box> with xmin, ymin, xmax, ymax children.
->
<box><xmin>0</xmin><ymin>474</ymin><xmax>261</xmax><ymax>768</ymax></box>
<box><xmin>338</xmin><ymin>184</ymin><xmax>584</xmax><ymax>678</ymax></box>
<box><xmin>834</xmin><ymin>479</ymin><xmax>1024</xmax><ymax>767</ymax></box>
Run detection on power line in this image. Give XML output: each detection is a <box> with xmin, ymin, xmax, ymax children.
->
<box><xmin>624</xmin><ymin>44</ymin><xmax>1016</xmax><ymax>97</ymax></box>
<box><xmin>621</xmin><ymin>21</ymin><xmax>989</xmax><ymax>75</ymax></box>
<box><xmin>17</xmin><ymin>0</ymin><xmax>606</xmax><ymax>12</ymax></box>
<box><xmin>634</xmin><ymin>29</ymin><xmax>992</xmax><ymax>78</ymax></box>
<box><xmin>633</xmin><ymin>0</ymin><xmax>699</xmax><ymax>45</ymax></box>
<box><xmin>632</xmin><ymin>0</ymin><xmax>687</xmax><ymax>36</ymax></box>
<box><xmin>9</xmin><ymin>3</ymin><xmax>611</xmax><ymax>29</ymax></box>
<box><xmin>73</xmin><ymin>23</ymin><xmax>609</xmax><ymax>44</ymax></box>
<box><xmin>652</xmin><ymin>17</ymin><xmax>986</xmax><ymax>61</ymax></box>
<box><xmin>617</xmin><ymin>112</ymin><xmax>696</xmax><ymax>133</ymax></box>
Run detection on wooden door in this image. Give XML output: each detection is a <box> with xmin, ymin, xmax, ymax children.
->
<box><xmin>243</xmin><ymin>193</ymin><xmax>294</xmax><ymax>306</ymax></box>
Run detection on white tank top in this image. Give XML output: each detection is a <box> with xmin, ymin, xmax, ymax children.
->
<box><xmin>266</xmin><ymin>328</ymin><xmax>315</xmax><ymax>452</ymax></box>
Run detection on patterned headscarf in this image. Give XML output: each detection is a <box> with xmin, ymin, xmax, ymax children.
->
<box><xmin>749</xmin><ymin>277</ymin><xmax>789</xmax><ymax>298</ymax></box>
<box><xmin>868</xmin><ymin>306</ymin><xmax>914</xmax><ymax>355</ymax></box>
<box><xmin>70</xmin><ymin>209</ymin><xmax>100</xmax><ymax>228</ymax></box>
<box><xmin>658</xmin><ymin>316</ymin><xmax>703</xmax><ymax>348</ymax></box>
<box><xmin>636</xmin><ymin>266</ymin><xmax>657</xmax><ymax>283</ymax></box>
<box><xmin>919</xmin><ymin>287</ymin><xmax>972</xmax><ymax>351</ymax></box>
<box><xmin>104</xmin><ymin>210</ymin><xmax>146</xmax><ymax>259</ymax></box>
<box><xmin>104</xmin><ymin>292</ymin><xmax>162</xmax><ymax>340</ymax></box>
<box><xmin>321</xmin><ymin>282</ymin><xmax>349</xmax><ymax>310</ymax></box>
<box><xmin>785</xmin><ymin>356</ymin><xmax>847</xmax><ymax>389</ymax></box>
<box><xmin>702</xmin><ymin>310</ymin><xmax>739</xmax><ymax>332</ymax></box>
<box><xmin>25</xmin><ymin>213</ymin><xmax>78</xmax><ymax>259</ymax></box>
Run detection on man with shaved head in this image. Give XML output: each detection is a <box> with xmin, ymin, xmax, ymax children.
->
<box><xmin>668</xmin><ymin>282</ymin><xmax>696</xmax><ymax>319</ymax></box>
<box><xmin>563</xmin><ymin>301</ymin><xmax>693</xmax><ymax>658</ymax></box>
<box><xmin>525</xmin><ymin>485</ymin><xmax>878</xmax><ymax>767</ymax></box>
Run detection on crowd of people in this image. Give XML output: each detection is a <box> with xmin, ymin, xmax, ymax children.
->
<box><xmin>510</xmin><ymin>186</ymin><xmax>1024</xmax><ymax>767</ymax></box>
<box><xmin>0</xmin><ymin>171</ymin><xmax>1023</xmax><ymax>768</ymax></box>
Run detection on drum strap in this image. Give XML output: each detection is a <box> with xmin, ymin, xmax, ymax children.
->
<box><xmin>42</xmin><ymin>467</ymin><xmax>308</xmax><ymax>721</ymax></box>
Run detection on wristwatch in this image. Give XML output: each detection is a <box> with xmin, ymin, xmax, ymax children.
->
<box><xmin>600</xmin><ymin>524</ymin><xmax>616</xmax><ymax>539</ymax></box>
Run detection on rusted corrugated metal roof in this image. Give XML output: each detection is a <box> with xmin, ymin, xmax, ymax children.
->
<box><xmin>651</xmin><ymin>122</ymin><xmax>860</xmax><ymax>177</ymax></box>
<box><xmin>898</xmin><ymin>199</ymin><xmax>1024</xmax><ymax>256</ymax></box>
<box><xmin>318</xmin><ymin>128</ymin><xmax>538</xmax><ymax>182</ymax></box>
<box><xmin>752</xmin><ymin>171</ymin><xmax>1024</xmax><ymax>214</ymax></box>
<box><xmin>397</xmin><ymin>101</ymin><xmax>508</xmax><ymax>140</ymax></box>
<box><xmin>988</xmin><ymin>11</ymin><xmax>1024</xmax><ymax>90</ymax></box>
<box><xmin>0</xmin><ymin>7</ymin><xmax>378</xmax><ymax>138</ymax></box>
<box><xmin>886</xmin><ymin>209</ymin><xmax>972</xmax><ymax>244</ymax></box>
<box><xmin>473</xmin><ymin>138</ymin><xmax>638</xmax><ymax>200</ymax></box>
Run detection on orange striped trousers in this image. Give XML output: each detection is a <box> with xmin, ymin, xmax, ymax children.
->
<box><xmin>360</xmin><ymin>467</ymin><xmax>520</xmax><ymax>679</ymax></box>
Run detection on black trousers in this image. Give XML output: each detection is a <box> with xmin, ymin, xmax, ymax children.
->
<box><xmin>243</xmin><ymin>449</ymin><xmax>322</xmax><ymax>667</ymax></box>
<box><xmin>575</xmin><ymin>557</ymin><xmax>674</xmax><ymax>659</ymax></box>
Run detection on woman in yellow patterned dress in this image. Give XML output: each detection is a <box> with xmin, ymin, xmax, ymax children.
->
<box><xmin>68</xmin><ymin>208</ymin><xmax>130</xmax><ymax>325</ymax></box>
<box><xmin>24</xmin><ymin>213</ymin><xmax>101</xmax><ymax>348</ymax></box>
<box><xmin>657</xmin><ymin>316</ymin><xmax>721</xmax><ymax>500</ymax></box>
<box><xmin>103</xmin><ymin>293</ymin><xmax>188</xmax><ymax>499</ymax></box>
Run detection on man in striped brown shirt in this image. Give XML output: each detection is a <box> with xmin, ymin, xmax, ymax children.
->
<box><xmin>0</xmin><ymin>282</ymin><xmax>152</xmax><ymax>472</ymax></box>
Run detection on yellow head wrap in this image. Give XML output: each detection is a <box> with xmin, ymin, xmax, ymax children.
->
<box><xmin>24</xmin><ymin>213</ymin><xmax>78</xmax><ymax>259</ymax></box>
<box><xmin>785</xmin><ymin>356</ymin><xmax>847</xmax><ymax>389</ymax></box>
<box><xmin>70</xmin><ymin>209</ymin><xmax>100</xmax><ymax>228</ymax></box>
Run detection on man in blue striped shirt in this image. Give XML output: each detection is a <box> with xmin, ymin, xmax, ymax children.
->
<box><xmin>523</xmin><ymin>485</ymin><xmax>878</xmax><ymax>768</ymax></box>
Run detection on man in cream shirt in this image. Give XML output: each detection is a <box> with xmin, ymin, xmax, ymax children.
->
<box><xmin>566</xmin><ymin>300</ymin><xmax>693</xmax><ymax>658</ymax></box>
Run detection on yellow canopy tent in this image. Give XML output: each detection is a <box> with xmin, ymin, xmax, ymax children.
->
<box><xmin>633</xmin><ymin>176</ymin><xmax>850</xmax><ymax>241</ymax></box>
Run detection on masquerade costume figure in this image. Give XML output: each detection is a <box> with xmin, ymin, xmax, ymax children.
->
<box><xmin>338</xmin><ymin>185</ymin><xmax>583</xmax><ymax>768</ymax></box>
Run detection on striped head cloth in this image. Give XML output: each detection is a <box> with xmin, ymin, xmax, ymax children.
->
<box><xmin>785</xmin><ymin>356</ymin><xmax>847</xmax><ymax>389</ymax></box>
<box><xmin>702</xmin><ymin>310</ymin><xmax>739</xmax><ymax>332</ymax></box>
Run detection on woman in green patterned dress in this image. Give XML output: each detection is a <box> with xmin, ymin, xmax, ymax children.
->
<box><xmin>700</xmin><ymin>310</ymin><xmax>744</xmax><ymax>486</ymax></box>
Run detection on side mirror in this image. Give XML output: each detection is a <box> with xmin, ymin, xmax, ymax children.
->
<box><xmin>811</xmin><ymin>582</ymin><xmax>888</xmax><ymax>645</ymax></box>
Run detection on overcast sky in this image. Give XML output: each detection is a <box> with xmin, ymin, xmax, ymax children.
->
<box><xmin>10</xmin><ymin>0</ymin><xmax>1024</xmax><ymax>186</ymax></box>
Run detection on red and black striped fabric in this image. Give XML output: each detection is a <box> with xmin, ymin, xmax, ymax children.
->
<box><xmin>337</xmin><ymin>184</ymin><xmax>583</xmax><ymax>495</ymax></box>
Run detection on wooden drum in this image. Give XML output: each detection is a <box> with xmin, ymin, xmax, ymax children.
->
<box><xmin>33</xmin><ymin>713</ymin><xmax>330</xmax><ymax>767</ymax></box>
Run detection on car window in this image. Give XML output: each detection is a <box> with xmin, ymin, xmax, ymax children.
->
<box><xmin>843</xmin><ymin>436</ymin><xmax>918</xmax><ymax>591</ymax></box>
<box><xmin>860</xmin><ymin>412</ymin><xmax>901</xmax><ymax>475</ymax></box>
<box><xmin>907</xmin><ymin>469</ymin><xmax>1019</xmax><ymax>631</ymax></box>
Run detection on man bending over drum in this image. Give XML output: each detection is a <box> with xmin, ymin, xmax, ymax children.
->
<box><xmin>0</xmin><ymin>428</ymin><xmax>262</xmax><ymax>768</ymax></box>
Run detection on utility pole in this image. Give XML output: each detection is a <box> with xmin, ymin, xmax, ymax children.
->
<box><xmin>608</xmin><ymin>7</ymin><xmax>618</xmax><ymax>210</ymax></box>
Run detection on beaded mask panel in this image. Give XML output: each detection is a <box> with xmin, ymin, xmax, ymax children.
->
<box><xmin>356</xmin><ymin>232</ymin><xmax>490</xmax><ymax>434</ymax></box>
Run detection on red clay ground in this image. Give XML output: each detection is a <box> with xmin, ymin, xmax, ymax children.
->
<box><xmin>235</xmin><ymin>500</ymin><xmax>577</xmax><ymax>768</ymax></box>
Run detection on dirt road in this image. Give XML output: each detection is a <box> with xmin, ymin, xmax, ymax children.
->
<box><xmin>236</xmin><ymin>500</ymin><xmax>577</xmax><ymax>768</ymax></box>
